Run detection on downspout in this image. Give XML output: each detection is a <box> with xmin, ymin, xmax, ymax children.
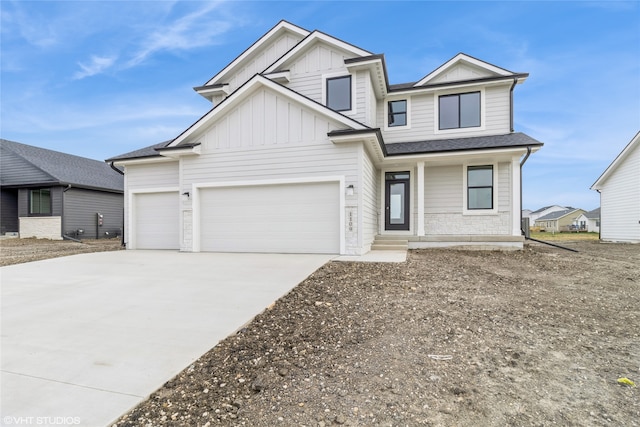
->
<box><xmin>520</xmin><ymin>146</ymin><xmax>532</xmax><ymax>237</ymax></box>
<box><xmin>596</xmin><ymin>189</ymin><xmax>602</xmax><ymax>240</ymax></box>
<box><xmin>509</xmin><ymin>78</ymin><xmax>518</xmax><ymax>133</ymax></box>
<box><xmin>62</xmin><ymin>184</ymin><xmax>71</xmax><ymax>239</ymax></box>
<box><xmin>109</xmin><ymin>162</ymin><xmax>126</xmax><ymax>247</ymax></box>
<box><xmin>520</xmin><ymin>148</ymin><xmax>578</xmax><ymax>253</ymax></box>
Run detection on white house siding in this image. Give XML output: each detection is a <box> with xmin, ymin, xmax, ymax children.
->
<box><xmin>225</xmin><ymin>32</ymin><xmax>304</xmax><ymax>93</ymax></box>
<box><xmin>422</xmin><ymin>162</ymin><xmax>512</xmax><ymax>235</ymax></box>
<box><xmin>360</xmin><ymin>146</ymin><xmax>379</xmax><ymax>251</ymax></box>
<box><xmin>179</xmin><ymin>87</ymin><xmax>363</xmax><ymax>254</ymax></box>
<box><xmin>123</xmin><ymin>161</ymin><xmax>179</xmax><ymax>248</ymax></box>
<box><xmin>600</xmin><ymin>142</ymin><xmax>640</xmax><ymax>242</ymax></box>
<box><xmin>379</xmin><ymin>84</ymin><xmax>512</xmax><ymax>144</ymax></box>
<box><xmin>284</xmin><ymin>43</ymin><xmax>371</xmax><ymax>124</ymax></box>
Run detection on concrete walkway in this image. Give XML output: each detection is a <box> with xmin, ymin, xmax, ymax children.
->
<box><xmin>1</xmin><ymin>251</ymin><xmax>332</xmax><ymax>426</ymax></box>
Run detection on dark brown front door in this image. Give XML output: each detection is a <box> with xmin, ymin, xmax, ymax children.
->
<box><xmin>385</xmin><ymin>172</ymin><xmax>410</xmax><ymax>231</ymax></box>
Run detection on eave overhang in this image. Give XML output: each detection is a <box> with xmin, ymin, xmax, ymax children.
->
<box><xmin>388</xmin><ymin>74</ymin><xmax>529</xmax><ymax>96</ymax></box>
<box><xmin>328</xmin><ymin>128</ymin><xmax>386</xmax><ymax>164</ymax></box>
<box><xmin>155</xmin><ymin>142</ymin><xmax>201</xmax><ymax>158</ymax></box>
<box><xmin>345</xmin><ymin>54</ymin><xmax>389</xmax><ymax>98</ymax></box>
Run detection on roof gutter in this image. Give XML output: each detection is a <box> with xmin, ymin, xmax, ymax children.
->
<box><xmin>109</xmin><ymin>161</ymin><xmax>124</xmax><ymax>175</ymax></box>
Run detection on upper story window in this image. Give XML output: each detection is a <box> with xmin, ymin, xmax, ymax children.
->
<box><xmin>439</xmin><ymin>91</ymin><xmax>480</xmax><ymax>130</ymax></box>
<box><xmin>30</xmin><ymin>188</ymin><xmax>51</xmax><ymax>215</ymax></box>
<box><xmin>467</xmin><ymin>165</ymin><xmax>493</xmax><ymax>210</ymax></box>
<box><xmin>326</xmin><ymin>75</ymin><xmax>351</xmax><ymax>111</ymax></box>
<box><xmin>388</xmin><ymin>100</ymin><xmax>407</xmax><ymax>127</ymax></box>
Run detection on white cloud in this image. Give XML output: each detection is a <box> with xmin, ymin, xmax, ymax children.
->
<box><xmin>74</xmin><ymin>55</ymin><xmax>118</xmax><ymax>80</ymax></box>
<box><xmin>125</xmin><ymin>1</ymin><xmax>234</xmax><ymax>68</ymax></box>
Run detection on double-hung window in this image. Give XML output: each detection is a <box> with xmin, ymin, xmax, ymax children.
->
<box><xmin>387</xmin><ymin>100</ymin><xmax>407</xmax><ymax>127</ymax></box>
<box><xmin>30</xmin><ymin>188</ymin><xmax>52</xmax><ymax>215</ymax></box>
<box><xmin>439</xmin><ymin>91</ymin><xmax>481</xmax><ymax>130</ymax></box>
<box><xmin>326</xmin><ymin>75</ymin><xmax>351</xmax><ymax>111</ymax></box>
<box><xmin>467</xmin><ymin>165</ymin><xmax>493</xmax><ymax>210</ymax></box>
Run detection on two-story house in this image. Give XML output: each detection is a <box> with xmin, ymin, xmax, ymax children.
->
<box><xmin>107</xmin><ymin>20</ymin><xmax>543</xmax><ymax>254</ymax></box>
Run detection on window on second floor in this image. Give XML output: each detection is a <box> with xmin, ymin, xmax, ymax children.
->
<box><xmin>388</xmin><ymin>100</ymin><xmax>407</xmax><ymax>127</ymax></box>
<box><xmin>30</xmin><ymin>188</ymin><xmax>52</xmax><ymax>215</ymax></box>
<box><xmin>439</xmin><ymin>91</ymin><xmax>481</xmax><ymax>130</ymax></box>
<box><xmin>467</xmin><ymin>165</ymin><xmax>493</xmax><ymax>210</ymax></box>
<box><xmin>326</xmin><ymin>75</ymin><xmax>352</xmax><ymax>111</ymax></box>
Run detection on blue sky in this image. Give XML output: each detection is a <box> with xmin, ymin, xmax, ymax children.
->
<box><xmin>1</xmin><ymin>1</ymin><xmax>638</xmax><ymax>211</ymax></box>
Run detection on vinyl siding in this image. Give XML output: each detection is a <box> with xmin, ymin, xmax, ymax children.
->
<box><xmin>62</xmin><ymin>188</ymin><xmax>123</xmax><ymax>239</ymax></box>
<box><xmin>225</xmin><ymin>32</ymin><xmax>304</xmax><ymax>93</ymax></box>
<box><xmin>600</xmin><ymin>142</ymin><xmax>640</xmax><ymax>242</ymax></box>
<box><xmin>380</xmin><ymin>84</ymin><xmax>512</xmax><ymax>144</ymax></box>
<box><xmin>1</xmin><ymin>189</ymin><xmax>18</xmax><ymax>234</ymax></box>
<box><xmin>125</xmin><ymin>162</ymin><xmax>179</xmax><ymax>189</ymax></box>
<box><xmin>361</xmin><ymin>146</ymin><xmax>379</xmax><ymax>247</ymax></box>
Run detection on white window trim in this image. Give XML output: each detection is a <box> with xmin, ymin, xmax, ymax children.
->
<box><xmin>434</xmin><ymin>87</ymin><xmax>486</xmax><ymax>135</ymax></box>
<box><xmin>462</xmin><ymin>162</ymin><xmax>498</xmax><ymax>215</ymax></box>
<box><xmin>322</xmin><ymin>71</ymin><xmax>356</xmax><ymax>115</ymax></box>
<box><xmin>383</xmin><ymin>96</ymin><xmax>411</xmax><ymax>131</ymax></box>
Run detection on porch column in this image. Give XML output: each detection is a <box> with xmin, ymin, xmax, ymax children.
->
<box><xmin>512</xmin><ymin>157</ymin><xmax>521</xmax><ymax>236</ymax></box>
<box><xmin>417</xmin><ymin>161</ymin><xmax>425</xmax><ymax>236</ymax></box>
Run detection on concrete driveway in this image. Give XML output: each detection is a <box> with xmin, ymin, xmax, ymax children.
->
<box><xmin>1</xmin><ymin>250</ymin><xmax>332</xmax><ymax>426</ymax></box>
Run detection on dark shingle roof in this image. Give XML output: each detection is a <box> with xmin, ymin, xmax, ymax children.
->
<box><xmin>0</xmin><ymin>139</ymin><xmax>123</xmax><ymax>192</ymax></box>
<box><xmin>386</xmin><ymin>132</ymin><xmax>543</xmax><ymax>156</ymax></box>
<box><xmin>585</xmin><ymin>207</ymin><xmax>600</xmax><ymax>219</ymax></box>
<box><xmin>105</xmin><ymin>140</ymin><xmax>171</xmax><ymax>162</ymax></box>
<box><xmin>536</xmin><ymin>208</ymin><xmax>582</xmax><ymax>221</ymax></box>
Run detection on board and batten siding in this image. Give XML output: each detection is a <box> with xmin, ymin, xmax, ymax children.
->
<box><xmin>600</xmin><ymin>141</ymin><xmax>640</xmax><ymax>242</ymax></box>
<box><xmin>224</xmin><ymin>32</ymin><xmax>304</xmax><ymax>94</ymax></box>
<box><xmin>63</xmin><ymin>188</ymin><xmax>123</xmax><ymax>239</ymax></box>
<box><xmin>379</xmin><ymin>84</ymin><xmax>512</xmax><ymax>144</ymax></box>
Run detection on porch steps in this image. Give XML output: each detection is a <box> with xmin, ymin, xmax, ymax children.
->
<box><xmin>371</xmin><ymin>236</ymin><xmax>409</xmax><ymax>251</ymax></box>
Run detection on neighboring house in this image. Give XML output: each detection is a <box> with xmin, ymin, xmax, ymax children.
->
<box><xmin>521</xmin><ymin>209</ymin><xmax>533</xmax><ymax>219</ymax></box>
<box><xmin>107</xmin><ymin>20</ymin><xmax>543</xmax><ymax>254</ymax></box>
<box><xmin>528</xmin><ymin>205</ymin><xmax>569</xmax><ymax>223</ymax></box>
<box><xmin>534</xmin><ymin>208</ymin><xmax>586</xmax><ymax>233</ymax></box>
<box><xmin>591</xmin><ymin>131</ymin><xmax>640</xmax><ymax>243</ymax></box>
<box><xmin>575</xmin><ymin>207</ymin><xmax>600</xmax><ymax>233</ymax></box>
<box><xmin>0</xmin><ymin>139</ymin><xmax>124</xmax><ymax>239</ymax></box>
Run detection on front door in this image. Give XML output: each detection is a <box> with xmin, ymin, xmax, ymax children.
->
<box><xmin>385</xmin><ymin>171</ymin><xmax>410</xmax><ymax>231</ymax></box>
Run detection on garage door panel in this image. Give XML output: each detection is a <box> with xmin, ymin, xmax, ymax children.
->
<box><xmin>135</xmin><ymin>192</ymin><xmax>179</xmax><ymax>250</ymax></box>
<box><xmin>200</xmin><ymin>182</ymin><xmax>340</xmax><ymax>254</ymax></box>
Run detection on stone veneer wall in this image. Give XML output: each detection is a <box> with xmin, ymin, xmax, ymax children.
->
<box><xmin>424</xmin><ymin>212</ymin><xmax>511</xmax><ymax>235</ymax></box>
<box><xmin>19</xmin><ymin>217</ymin><xmax>62</xmax><ymax>240</ymax></box>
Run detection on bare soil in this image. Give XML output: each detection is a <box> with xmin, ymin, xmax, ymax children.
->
<box><xmin>0</xmin><ymin>237</ymin><xmax>122</xmax><ymax>266</ymax></box>
<box><xmin>107</xmin><ymin>241</ymin><xmax>639</xmax><ymax>427</ymax></box>
<box><xmin>2</xmin><ymin>237</ymin><xmax>637</xmax><ymax>426</ymax></box>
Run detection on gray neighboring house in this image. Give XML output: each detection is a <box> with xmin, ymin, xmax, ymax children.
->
<box><xmin>534</xmin><ymin>208</ymin><xmax>586</xmax><ymax>232</ymax></box>
<box><xmin>0</xmin><ymin>139</ymin><xmax>124</xmax><ymax>239</ymax></box>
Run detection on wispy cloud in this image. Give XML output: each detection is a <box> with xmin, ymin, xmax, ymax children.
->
<box><xmin>74</xmin><ymin>55</ymin><xmax>118</xmax><ymax>80</ymax></box>
<box><xmin>125</xmin><ymin>1</ymin><xmax>232</xmax><ymax>68</ymax></box>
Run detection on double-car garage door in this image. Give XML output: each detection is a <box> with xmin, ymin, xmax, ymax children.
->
<box><xmin>133</xmin><ymin>181</ymin><xmax>340</xmax><ymax>254</ymax></box>
<box><xmin>199</xmin><ymin>181</ymin><xmax>340</xmax><ymax>254</ymax></box>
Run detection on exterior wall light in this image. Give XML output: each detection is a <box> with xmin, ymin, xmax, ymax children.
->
<box><xmin>346</xmin><ymin>184</ymin><xmax>354</xmax><ymax>196</ymax></box>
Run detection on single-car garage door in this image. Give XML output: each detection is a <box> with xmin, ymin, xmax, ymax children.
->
<box><xmin>134</xmin><ymin>192</ymin><xmax>179</xmax><ymax>249</ymax></box>
<box><xmin>199</xmin><ymin>181</ymin><xmax>340</xmax><ymax>254</ymax></box>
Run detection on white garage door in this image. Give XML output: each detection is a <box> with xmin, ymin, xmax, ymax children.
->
<box><xmin>199</xmin><ymin>181</ymin><xmax>340</xmax><ymax>254</ymax></box>
<box><xmin>134</xmin><ymin>192</ymin><xmax>179</xmax><ymax>249</ymax></box>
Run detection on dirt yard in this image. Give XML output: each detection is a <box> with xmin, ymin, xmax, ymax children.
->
<box><xmin>103</xmin><ymin>240</ymin><xmax>640</xmax><ymax>427</ymax></box>
<box><xmin>2</xmin><ymin>237</ymin><xmax>637</xmax><ymax>426</ymax></box>
<box><xmin>0</xmin><ymin>237</ymin><xmax>122</xmax><ymax>266</ymax></box>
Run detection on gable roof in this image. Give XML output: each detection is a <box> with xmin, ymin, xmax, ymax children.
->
<box><xmin>169</xmin><ymin>74</ymin><xmax>368</xmax><ymax>148</ymax></box>
<box><xmin>105</xmin><ymin>140</ymin><xmax>171</xmax><ymax>162</ymax></box>
<box><xmin>263</xmin><ymin>29</ymin><xmax>372</xmax><ymax>74</ymax></box>
<box><xmin>202</xmin><ymin>20</ymin><xmax>310</xmax><ymax>87</ymax></box>
<box><xmin>591</xmin><ymin>130</ymin><xmax>640</xmax><ymax>190</ymax></box>
<box><xmin>1</xmin><ymin>139</ymin><xmax>123</xmax><ymax>192</ymax></box>
<box><xmin>536</xmin><ymin>208</ymin><xmax>583</xmax><ymax>221</ymax></box>
<box><xmin>414</xmin><ymin>53</ymin><xmax>523</xmax><ymax>87</ymax></box>
<box><xmin>585</xmin><ymin>207</ymin><xmax>601</xmax><ymax>219</ymax></box>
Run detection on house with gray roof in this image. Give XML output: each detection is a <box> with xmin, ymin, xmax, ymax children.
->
<box><xmin>0</xmin><ymin>139</ymin><xmax>124</xmax><ymax>239</ymax></box>
<box><xmin>534</xmin><ymin>208</ymin><xmax>586</xmax><ymax>232</ymax></box>
<box><xmin>575</xmin><ymin>207</ymin><xmax>601</xmax><ymax>233</ymax></box>
<box><xmin>107</xmin><ymin>20</ymin><xmax>544</xmax><ymax>254</ymax></box>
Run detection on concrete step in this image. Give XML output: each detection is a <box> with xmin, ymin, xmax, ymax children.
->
<box><xmin>371</xmin><ymin>237</ymin><xmax>408</xmax><ymax>251</ymax></box>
